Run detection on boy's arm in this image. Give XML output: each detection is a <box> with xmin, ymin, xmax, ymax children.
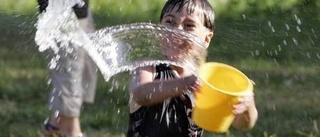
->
<box><xmin>231</xmin><ymin>99</ymin><xmax>258</xmax><ymax>130</ymax></box>
<box><xmin>130</xmin><ymin>66</ymin><xmax>198</xmax><ymax>106</ymax></box>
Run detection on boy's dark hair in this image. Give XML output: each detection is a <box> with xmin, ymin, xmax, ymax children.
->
<box><xmin>160</xmin><ymin>0</ymin><xmax>215</xmax><ymax>32</ymax></box>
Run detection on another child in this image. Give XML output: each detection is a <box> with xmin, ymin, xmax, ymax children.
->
<box><xmin>37</xmin><ymin>0</ymin><xmax>98</xmax><ymax>137</ymax></box>
<box><xmin>127</xmin><ymin>0</ymin><xmax>258</xmax><ymax>137</ymax></box>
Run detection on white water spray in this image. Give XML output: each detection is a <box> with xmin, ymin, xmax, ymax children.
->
<box><xmin>35</xmin><ymin>0</ymin><xmax>207</xmax><ymax>81</ymax></box>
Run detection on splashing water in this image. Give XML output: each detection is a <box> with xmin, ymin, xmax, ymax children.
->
<box><xmin>88</xmin><ymin>23</ymin><xmax>207</xmax><ymax>80</ymax></box>
<box><xmin>35</xmin><ymin>0</ymin><xmax>207</xmax><ymax>81</ymax></box>
<box><xmin>35</xmin><ymin>0</ymin><xmax>85</xmax><ymax>52</ymax></box>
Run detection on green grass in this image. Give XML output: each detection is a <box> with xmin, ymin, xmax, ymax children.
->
<box><xmin>1</xmin><ymin>0</ymin><xmax>320</xmax><ymax>137</ymax></box>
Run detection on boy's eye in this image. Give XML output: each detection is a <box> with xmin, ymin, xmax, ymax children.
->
<box><xmin>164</xmin><ymin>19</ymin><xmax>175</xmax><ymax>26</ymax></box>
<box><xmin>165</xmin><ymin>20</ymin><xmax>172</xmax><ymax>24</ymax></box>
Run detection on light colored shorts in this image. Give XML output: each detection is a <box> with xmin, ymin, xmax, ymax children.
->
<box><xmin>48</xmin><ymin>10</ymin><xmax>97</xmax><ymax>117</ymax></box>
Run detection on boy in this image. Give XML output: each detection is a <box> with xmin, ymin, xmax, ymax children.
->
<box><xmin>127</xmin><ymin>0</ymin><xmax>258</xmax><ymax>136</ymax></box>
<box><xmin>37</xmin><ymin>0</ymin><xmax>98</xmax><ymax>137</ymax></box>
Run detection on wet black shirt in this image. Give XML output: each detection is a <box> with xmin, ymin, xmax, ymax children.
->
<box><xmin>127</xmin><ymin>64</ymin><xmax>203</xmax><ymax>137</ymax></box>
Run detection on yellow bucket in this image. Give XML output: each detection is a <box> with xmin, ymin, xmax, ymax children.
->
<box><xmin>192</xmin><ymin>62</ymin><xmax>253</xmax><ymax>133</ymax></box>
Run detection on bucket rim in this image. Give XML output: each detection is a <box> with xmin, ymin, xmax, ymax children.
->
<box><xmin>199</xmin><ymin>62</ymin><xmax>253</xmax><ymax>96</ymax></box>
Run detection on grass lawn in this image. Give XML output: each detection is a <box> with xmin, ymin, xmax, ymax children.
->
<box><xmin>1</xmin><ymin>1</ymin><xmax>320</xmax><ymax>137</ymax></box>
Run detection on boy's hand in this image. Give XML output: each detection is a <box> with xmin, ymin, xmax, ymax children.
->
<box><xmin>184</xmin><ymin>75</ymin><xmax>201</xmax><ymax>92</ymax></box>
<box><xmin>233</xmin><ymin>92</ymin><xmax>254</xmax><ymax>114</ymax></box>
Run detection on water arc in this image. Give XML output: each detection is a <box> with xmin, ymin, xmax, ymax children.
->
<box><xmin>34</xmin><ymin>0</ymin><xmax>208</xmax><ymax>81</ymax></box>
<box><xmin>87</xmin><ymin>22</ymin><xmax>208</xmax><ymax>81</ymax></box>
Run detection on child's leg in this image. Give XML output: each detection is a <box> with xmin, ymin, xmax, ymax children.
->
<box><xmin>46</xmin><ymin>43</ymin><xmax>86</xmax><ymax>137</ymax></box>
<box><xmin>44</xmin><ymin>1</ymin><xmax>96</xmax><ymax>137</ymax></box>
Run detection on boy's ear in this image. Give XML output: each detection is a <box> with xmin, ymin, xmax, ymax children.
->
<box><xmin>204</xmin><ymin>32</ymin><xmax>214</xmax><ymax>47</ymax></box>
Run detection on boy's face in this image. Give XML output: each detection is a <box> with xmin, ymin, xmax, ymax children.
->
<box><xmin>161</xmin><ymin>5</ymin><xmax>213</xmax><ymax>47</ymax></box>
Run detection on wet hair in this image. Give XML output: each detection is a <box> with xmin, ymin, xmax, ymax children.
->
<box><xmin>160</xmin><ymin>0</ymin><xmax>215</xmax><ymax>32</ymax></box>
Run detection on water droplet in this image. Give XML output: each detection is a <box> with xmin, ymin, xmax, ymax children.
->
<box><xmin>285</xmin><ymin>23</ymin><xmax>290</xmax><ymax>30</ymax></box>
<box><xmin>278</xmin><ymin>45</ymin><xmax>282</xmax><ymax>51</ymax></box>
<box><xmin>67</xmin><ymin>67</ymin><xmax>72</xmax><ymax>72</ymax></box>
<box><xmin>48</xmin><ymin>105</ymin><xmax>53</xmax><ymax>110</ymax></box>
<box><xmin>309</xmin><ymin>37</ymin><xmax>315</xmax><ymax>45</ymax></box>
<box><xmin>242</xmin><ymin>14</ymin><xmax>246</xmax><ymax>20</ymax></box>
<box><xmin>294</xmin><ymin>14</ymin><xmax>298</xmax><ymax>21</ymax></box>
<box><xmin>110</xmin><ymin>99</ymin><xmax>115</xmax><ymax>104</ymax></box>
<box><xmin>261</xmin><ymin>41</ymin><xmax>265</xmax><ymax>47</ymax></box>
<box><xmin>58</xmin><ymin>91</ymin><xmax>62</xmax><ymax>96</ymax></box>
<box><xmin>306</xmin><ymin>52</ymin><xmax>311</xmax><ymax>58</ymax></box>
<box><xmin>47</xmin><ymin>79</ymin><xmax>52</xmax><ymax>85</ymax></box>
<box><xmin>296</xmin><ymin>26</ymin><xmax>301</xmax><ymax>32</ymax></box>
<box><xmin>50</xmin><ymin>97</ymin><xmax>55</xmax><ymax>103</ymax></box>
<box><xmin>54</xmin><ymin>110</ymin><xmax>60</xmax><ymax>118</ymax></box>
<box><xmin>296</xmin><ymin>18</ymin><xmax>302</xmax><ymax>25</ymax></box>
<box><xmin>272</xmin><ymin>104</ymin><xmax>276</xmax><ymax>111</ymax></box>
<box><xmin>292</xmin><ymin>37</ymin><xmax>298</xmax><ymax>45</ymax></box>
<box><xmin>255</xmin><ymin>50</ymin><xmax>260</xmax><ymax>56</ymax></box>
<box><xmin>268</xmin><ymin>21</ymin><xmax>272</xmax><ymax>27</ymax></box>
<box><xmin>283</xmin><ymin>40</ymin><xmax>287</xmax><ymax>45</ymax></box>
<box><xmin>44</xmin><ymin>117</ymin><xmax>49</xmax><ymax>124</ymax></box>
<box><xmin>311</xmin><ymin>28</ymin><xmax>315</xmax><ymax>33</ymax></box>
<box><xmin>268</xmin><ymin>21</ymin><xmax>275</xmax><ymax>32</ymax></box>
